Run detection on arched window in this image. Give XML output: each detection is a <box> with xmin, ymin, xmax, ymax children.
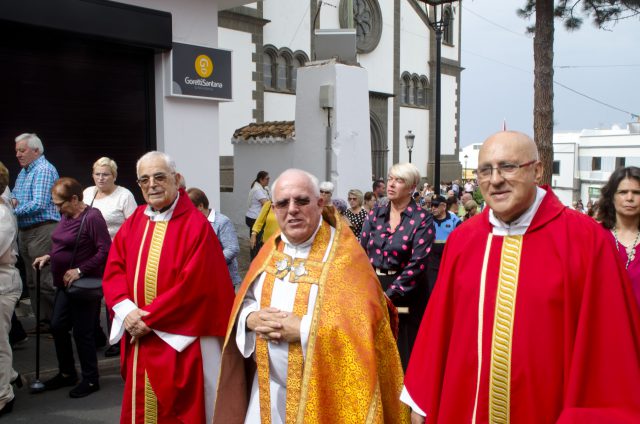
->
<box><xmin>401</xmin><ymin>73</ymin><xmax>411</xmax><ymax>105</ymax></box>
<box><xmin>419</xmin><ymin>76</ymin><xmax>429</xmax><ymax>107</ymax></box>
<box><xmin>412</xmin><ymin>76</ymin><xmax>420</xmax><ymax>106</ymax></box>
<box><xmin>276</xmin><ymin>55</ymin><xmax>288</xmax><ymax>90</ymax></box>
<box><xmin>408</xmin><ymin>78</ymin><xmax>415</xmax><ymax>105</ymax></box>
<box><xmin>291</xmin><ymin>52</ymin><xmax>309</xmax><ymax>92</ymax></box>
<box><xmin>263</xmin><ymin>46</ymin><xmax>278</xmax><ymax>89</ymax></box>
<box><xmin>443</xmin><ymin>6</ymin><xmax>454</xmax><ymax>45</ymax></box>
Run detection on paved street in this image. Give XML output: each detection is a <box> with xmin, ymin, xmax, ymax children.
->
<box><xmin>6</xmin><ymin>231</ymin><xmax>252</xmax><ymax>422</ymax></box>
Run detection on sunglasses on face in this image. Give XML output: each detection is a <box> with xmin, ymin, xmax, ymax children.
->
<box><xmin>273</xmin><ymin>197</ymin><xmax>312</xmax><ymax>210</ymax></box>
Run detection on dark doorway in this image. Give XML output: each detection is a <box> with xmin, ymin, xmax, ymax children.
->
<box><xmin>0</xmin><ymin>22</ymin><xmax>155</xmax><ymax>203</ymax></box>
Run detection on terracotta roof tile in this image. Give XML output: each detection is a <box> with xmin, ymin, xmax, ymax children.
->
<box><xmin>232</xmin><ymin>121</ymin><xmax>295</xmax><ymax>144</ymax></box>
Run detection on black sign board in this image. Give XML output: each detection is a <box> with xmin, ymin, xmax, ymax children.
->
<box><xmin>171</xmin><ymin>42</ymin><xmax>232</xmax><ymax>100</ymax></box>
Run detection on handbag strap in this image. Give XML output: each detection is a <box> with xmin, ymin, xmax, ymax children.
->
<box><xmin>69</xmin><ymin>191</ymin><xmax>98</xmax><ymax>269</ymax></box>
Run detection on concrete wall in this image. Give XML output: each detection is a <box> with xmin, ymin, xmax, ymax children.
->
<box><xmin>264</xmin><ymin>92</ymin><xmax>296</xmax><ymax>121</ymax></box>
<box><xmin>219</xmin><ymin>28</ymin><xmax>255</xmax><ymax>157</ymax></box>
<box><xmin>263</xmin><ymin>0</ymin><xmax>310</xmax><ymax>52</ymax></box>
<box><xmin>441</xmin><ymin>74</ymin><xmax>458</xmax><ymax>155</ymax></box>
<box><xmin>295</xmin><ymin>62</ymin><xmax>373</xmax><ymax>200</ymax></box>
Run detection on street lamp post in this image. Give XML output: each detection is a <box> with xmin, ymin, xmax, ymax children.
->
<box><xmin>463</xmin><ymin>154</ymin><xmax>468</xmax><ymax>180</ymax></box>
<box><xmin>405</xmin><ymin>130</ymin><xmax>415</xmax><ymax>163</ymax></box>
<box><xmin>418</xmin><ymin>0</ymin><xmax>457</xmax><ymax>194</ymax></box>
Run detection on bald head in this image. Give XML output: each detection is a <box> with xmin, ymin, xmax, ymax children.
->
<box><xmin>481</xmin><ymin>131</ymin><xmax>539</xmax><ymax>163</ymax></box>
<box><xmin>477</xmin><ymin>131</ymin><xmax>542</xmax><ymax>223</ymax></box>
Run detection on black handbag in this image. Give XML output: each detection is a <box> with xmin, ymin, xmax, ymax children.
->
<box><xmin>67</xmin><ymin>194</ymin><xmax>103</xmax><ymax>301</ymax></box>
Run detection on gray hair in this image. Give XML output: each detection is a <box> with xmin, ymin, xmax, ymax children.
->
<box><xmin>15</xmin><ymin>133</ymin><xmax>44</xmax><ymax>154</ymax></box>
<box><xmin>136</xmin><ymin>151</ymin><xmax>177</xmax><ymax>176</ymax></box>
<box><xmin>319</xmin><ymin>181</ymin><xmax>334</xmax><ymax>193</ymax></box>
<box><xmin>271</xmin><ymin>169</ymin><xmax>320</xmax><ymax>197</ymax></box>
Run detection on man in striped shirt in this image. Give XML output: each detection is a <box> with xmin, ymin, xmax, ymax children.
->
<box><xmin>12</xmin><ymin>133</ymin><xmax>59</xmax><ymax>328</ymax></box>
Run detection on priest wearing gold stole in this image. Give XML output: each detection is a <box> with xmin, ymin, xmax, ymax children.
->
<box><xmin>213</xmin><ymin>169</ymin><xmax>409</xmax><ymax>424</ymax></box>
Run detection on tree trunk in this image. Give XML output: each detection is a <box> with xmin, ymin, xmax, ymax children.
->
<box><xmin>534</xmin><ymin>0</ymin><xmax>554</xmax><ymax>185</ymax></box>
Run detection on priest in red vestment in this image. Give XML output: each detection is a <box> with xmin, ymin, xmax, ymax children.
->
<box><xmin>103</xmin><ymin>152</ymin><xmax>235</xmax><ymax>423</ymax></box>
<box><xmin>403</xmin><ymin>131</ymin><xmax>640</xmax><ymax>423</ymax></box>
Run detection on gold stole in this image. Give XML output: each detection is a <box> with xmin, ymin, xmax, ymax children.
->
<box><xmin>255</xmin><ymin>222</ymin><xmax>331</xmax><ymax>424</ymax></box>
<box><xmin>488</xmin><ymin>235</ymin><xmax>523</xmax><ymax>424</ymax></box>
<box><xmin>131</xmin><ymin>220</ymin><xmax>168</xmax><ymax>424</ymax></box>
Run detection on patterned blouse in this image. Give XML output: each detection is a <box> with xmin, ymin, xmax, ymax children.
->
<box><xmin>345</xmin><ymin>208</ymin><xmax>367</xmax><ymax>240</ymax></box>
<box><xmin>360</xmin><ymin>200</ymin><xmax>434</xmax><ymax>299</ymax></box>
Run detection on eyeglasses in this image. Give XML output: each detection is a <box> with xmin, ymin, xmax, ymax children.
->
<box><xmin>136</xmin><ymin>172</ymin><xmax>174</xmax><ymax>187</ymax></box>
<box><xmin>348</xmin><ymin>197</ymin><xmax>357</xmax><ymax>201</ymax></box>
<box><xmin>273</xmin><ymin>197</ymin><xmax>311</xmax><ymax>210</ymax></box>
<box><xmin>476</xmin><ymin>160</ymin><xmax>537</xmax><ymax>180</ymax></box>
<box><xmin>93</xmin><ymin>172</ymin><xmax>112</xmax><ymax>178</ymax></box>
<box><xmin>53</xmin><ymin>199</ymin><xmax>68</xmax><ymax>208</ymax></box>
<box><xmin>320</xmin><ymin>190</ymin><xmax>332</xmax><ymax>195</ymax></box>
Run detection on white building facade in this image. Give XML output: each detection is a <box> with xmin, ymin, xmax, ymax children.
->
<box><xmin>218</xmin><ymin>0</ymin><xmax>463</xmax><ymax>226</ymax></box>
<box><xmin>552</xmin><ymin>124</ymin><xmax>640</xmax><ymax>206</ymax></box>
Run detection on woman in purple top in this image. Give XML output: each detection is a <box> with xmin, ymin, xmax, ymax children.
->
<box><xmin>360</xmin><ymin>163</ymin><xmax>434</xmax><ymax>369</ymax></box>
<box><xmin>33</xmin><ymin>177</ymin><xmax>111</xmax><ymax>398</ymax></box>
<box><xmin>598</xmin><ymin>166</ymin><xmax>640</xmax><ymax>308</ymax></box>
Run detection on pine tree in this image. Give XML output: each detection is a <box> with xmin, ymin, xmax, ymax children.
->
<box><xmin>518</xmin><ymin>0</ymin><xmax>640</xmax><ymax>185</ymax></box>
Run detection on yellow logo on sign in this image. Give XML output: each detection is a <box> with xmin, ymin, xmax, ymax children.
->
<box><xmin>195</xmin><ymin>54</ymin><xmax>213</xmax><ymax>78</ymax></box>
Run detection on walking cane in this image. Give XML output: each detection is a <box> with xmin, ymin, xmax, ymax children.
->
<box><xmin>29</xmin><ymin>267</ymin><xmax>45</xmax><ymax>393</ymax></box>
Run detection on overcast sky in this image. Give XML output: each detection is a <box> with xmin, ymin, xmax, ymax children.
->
<box><xmin>460</xmin><ymin>0</ymin><xmax>640</xmax><ymax>146</ymax></box>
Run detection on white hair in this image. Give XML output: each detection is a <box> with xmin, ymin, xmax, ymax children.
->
<box><xmin>15</xmin><ymin>133</ymin><xmax>44</xmax><ymax>154</ymax></box>
<box><xmin>136</xmin><ymin>151</ymin><xmax>177</xmax><ymax>176</ymax></box>
<box><xmin>271</xmin><ymin>169</ymin><xmax>320</xmax><ymax>197</ymax></box>
<box><xmin>319</xmin><ymin>181</ymin><xmax>334</xmax><ymax>193</ymax></box>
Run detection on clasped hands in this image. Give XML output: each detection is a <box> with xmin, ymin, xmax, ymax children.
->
<box><xmin>124</xmin><ymin>308</ymin><xmax>151</xmax><ymax>343</ymax></box>
<box><xmin>246</xmin><ymin>307</ymin><xmax>301</xmax><ymax>344</ymax></box>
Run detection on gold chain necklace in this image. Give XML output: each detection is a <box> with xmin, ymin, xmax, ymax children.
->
<box><xmin>612</xmin><ymin>228</ymin><xmax>640</xmax><ymax>269</ymax></box>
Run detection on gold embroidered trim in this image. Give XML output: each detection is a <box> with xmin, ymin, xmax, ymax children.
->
<box><xmin>364</xmin><ymin>380</ymin><xmax>381</xmax><ymax>424</ymax></box>
<box><xmin>256</xmin><ymin>268</ymin><xmax>277</xmax><ymax>424</ymax></box>
<box><xmin>295</xmin><ymin>220</ymin><xmax>338</xmax><ymax>423</ymax></box>
<box><xmin>145</xmin><ymin>222</ymin><xmax>168</xmax><ymax>305</ymax></box>
<box><xmin>489</xmin><ymin>235</ymin><xmax>523</xmax><ymax>424</ymax></box>
<box><xmin>144</xmin><ymin>372</ymin><xmax>158</xmax><ymax>424</ymax></box>
<box><xmin>131</xmin><ymin>342</ymin><xmax>139</xmax><ymax>424</ymax></box>
<box><xmin>131</xmin><ymin>221</ymin><xmax>150</xmax><ymax>423</ymax></box>
<box><xmin>472</xmin><ymin>234</ymin><xmax>493</xmax><ymax>424</ymax></box>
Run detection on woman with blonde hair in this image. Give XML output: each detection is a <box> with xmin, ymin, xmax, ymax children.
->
<box><xmin>360</xmin><ymin>163</ymin><xmax>434</xmax><ymax>369</ymax></box>
<box><xmin>82</xmin><ymin>157</ymin><xmax>136</xmax><ymax>358</ymax></box>
<box><xmin>82</xmin><ymin>157</ymin><xmax>136</xmax><ymax>240</ymax></box>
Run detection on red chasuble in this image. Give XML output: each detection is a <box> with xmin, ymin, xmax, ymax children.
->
<box><xmin>405</xmin><ymin>187</ymin><xmax>640</xmax><ymax>423</ymax></box>
<box><xmin>103</xmin><ymin>190</ymin><xmax>235</xmax><ymax>423</ymax></box>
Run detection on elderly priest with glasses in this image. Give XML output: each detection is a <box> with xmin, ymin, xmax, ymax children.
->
<box><xmin>102</xmin><ymin>151</ymin><xmax>235</xmax><ymax>423</ymax></box>
<box><xmin>213</xmin><ymin>168</ymin><xmax>409</xmax><ymax>423</ymax></box>
<box><xmin>403</xmin><ymin>131</ymin><xmax>640</xmax><ymax>423</ymax></box>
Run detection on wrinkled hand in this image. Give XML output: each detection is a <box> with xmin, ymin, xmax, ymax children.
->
<box><xmin>247</xmin><ymin>307</ymin><xmax>301</xmax><ymax>344</ymax></box>
<box><xmin>63</xmin><ymin>268</ymin><xmax>81</xmax><ymax>287</ymax></box>
<box><xmin>124</xmin><ymin>309</ymin><xmax>151</xmax><ymax>343</ymax></box>
<box><xmin>411</xmin><ymin>411</ymin><xmax>425</xmax><ymax>424</ymax></box>
<box><xmin>32</xmin><ymin>255</ymin><xmax>50</xmax><ymax>270</ymax></box>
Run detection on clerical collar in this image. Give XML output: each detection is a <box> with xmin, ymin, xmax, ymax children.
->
<box><xmin>144</xmin><ymin>192</ymin><xmax>180</xmax><ymax>222</ymax></box>
<box><xmin>280</xmin><ymin>218</ymin><xmax>323</xmax><ymax>249</ymax></box>
<box><xmin>489</xmin><ymin>186</ymin><xmax>546</xmax><ymax>236</ymax></box>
